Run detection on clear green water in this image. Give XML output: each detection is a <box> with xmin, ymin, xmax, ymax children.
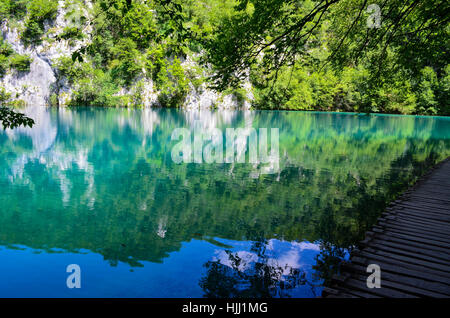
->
<box><xmin>0</xmin><ymin>107</ymin><xmax>449</xmax><ymax>297</ymax></box>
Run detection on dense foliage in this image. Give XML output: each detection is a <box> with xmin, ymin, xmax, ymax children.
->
<box><xmin>0</xmin><ymin>87</ymin><xmax>34</xmax><ymax>128</ymax></box>
<box><xmin>205</xmin><ymin>0</ymin><xmax>449</xmax><ymax>115</ymax></box>
<box><xmin>0</xmin><ymin>0</ymin><xmax>449</xmax><ymax>128</ymax></box>
<box><xmin>62</xmin><ymin>0</ymin><xmax>197</xmax><ymax>107</ymax></box>
<box><xmin>0</xmin><ymin>36</ymin><xmax>34</xmax><ymax>128</ymax></box>
<box><xmin>0</xmin><ymin>37</ymin><xmax>31</xmax><ymax>75</ymax></box>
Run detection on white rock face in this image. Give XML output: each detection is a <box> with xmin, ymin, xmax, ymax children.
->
<box><xmin>181</xmin><ymin>55</ymin><xmax>253</xmax><ymax>110</ymax></box>
<box><xmin>114</xmin><ymin>76</ymin><xmax>159</xmax><ymax>108</ymax></box>
<box><xmin>1</xmin><ymin>23</ymin><xmax>56</xmax><ymax>105</ymax></box>
<box><xmin>0</xmin><ymin>0</ymin><xmax>253</xmax><ymax>110</ymax></box>
<box><xmin>0</xmin><ymin>52</ymin><xmax>56</xmax><ymax>106</ymax></box>
<box><xmin>0</xmin><ymin>0</ymin><xmax>90</xmax><ymax>106</ymax></box>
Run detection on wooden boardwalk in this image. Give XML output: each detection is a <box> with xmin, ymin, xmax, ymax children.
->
<box><xmin>323</xmin><ymin>157</ymin><xmax>450</xmax><ymax>298</ymax></box>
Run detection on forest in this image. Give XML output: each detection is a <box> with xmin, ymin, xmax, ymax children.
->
<box><xmin>0</xmin><ymin>0</ymin><xmax>449</xmax><ymax>129</ymax></box>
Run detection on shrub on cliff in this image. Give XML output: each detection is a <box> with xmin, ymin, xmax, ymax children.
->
<box><xmin>9</xmin><ymin>54</ymin><xmax>32</xmax><ymax>72</ymax></box>
<box><xmin>22</xmin><ymin>0</ymin><xmax>59</xmax><ymax>46</ymax></box>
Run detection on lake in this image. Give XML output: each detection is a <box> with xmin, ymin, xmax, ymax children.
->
<box><xmin>0</xmin><ymin>107</ymin><xmax>449</xmax><ymax>297</ymax></box>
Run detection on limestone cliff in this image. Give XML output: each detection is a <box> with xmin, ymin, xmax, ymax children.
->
<box><xmin>0</xmin><ymin>0</ymin><xmax>252</xmax><ymax>109</ymax></box>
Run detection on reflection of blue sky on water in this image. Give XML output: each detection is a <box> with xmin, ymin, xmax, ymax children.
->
<box><xmin>0</xmin><ymin>239</ymin><xmax>324</xmax><ymax>298</ymax></box>
<box><xmin>211</xmin><ymin>239</ymin><xmax>325</xmax><ymax>297</ymax></box>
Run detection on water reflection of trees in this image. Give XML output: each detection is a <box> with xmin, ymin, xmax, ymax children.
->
<box><xmin>199</xmin><ymin>239</ymin><xmax>310</xmax><ymax>298</ymax></box>
<box><xmin>312</xmin><ymin>148</ymin><xmax>441</xmax><ymax>286</ymax></box>
<box><xmin>199</xmin><ymin>148</ymin><xmax>444</xmax><ymax>297</ymax></box>
<box><xmin>0</xmin><ymin>108</ymin><xmax>449</xmax><ymax>294</ymax></box>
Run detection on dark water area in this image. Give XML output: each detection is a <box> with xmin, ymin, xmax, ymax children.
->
<box><xmin>0</xmin><ymin>107</ymin><xmax>449</xmax><ymax>297</ymax></box>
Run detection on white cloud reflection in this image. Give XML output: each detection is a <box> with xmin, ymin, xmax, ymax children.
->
<box><xmin>213</xmin><ymin>239</ymin><xmax>320</xmax><ymax>275</ymax></box>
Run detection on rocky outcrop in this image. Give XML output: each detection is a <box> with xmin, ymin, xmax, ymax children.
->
<box><xmin>0</xmin><ymin>1</ymin><xmax>253</xmax><ymax>110</ymax></box>
<box><xmin>0</xmin><ymin>0</ymin><xmax>90</xmax><ymax>106</ymax></box>
<box><xmin>1</xmin><ymin>25</ymin><xmax>56</xmax><ymax>106</ymax></box>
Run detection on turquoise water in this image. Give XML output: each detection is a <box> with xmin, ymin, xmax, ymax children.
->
<box><xmin>0</xmin><ymin>107</ymin><xmax>449</xmax><ymax>297</ymax></box>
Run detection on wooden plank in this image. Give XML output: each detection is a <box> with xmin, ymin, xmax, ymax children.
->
<box><xmin>379</xmin><ymin>216</ymin><xmax>450</xmax><ymax>233</ymax></box>
<box><xmin>413</xmin><ymin>189</ymin><xmax>450</xmax><ymax>197</ymax></box>
<box><xmin>367</xmin><ymin>232</ymin><xmax>450</xmax><ymax>254</ymax></box>
<box><xmin>377</xmin><ymin>220</ymin><xmax>450</xmax><ymax>238</ymax></box>
<box><xmin>396</xmin><ymin>203</ymin><xmax>450</xmax><ymax>215</ymax></box>
<box><xmin>377</xmin><ymin>221</ymin><xmax>450</xmax><ymax>239</ymax></box>
<box><xmin>371</xmin><ymin>226</ymin><xmax>450</xmax><ymax>247</ymax></box>
<box><xmin>341</xmin><ymin>263</ymin><xmax>450</xmax><ymax>296</ymax></box>
<box><xmin>372</xmin><ymin>225</ymin><xmax>450</xmax><ymax>245</ymax></box>
<box><xmin>413</xmin><ymin>184</ymin><xmax>450</xmax><ymax>192</ymax></box>
<box><xmin>405</xmin><ymin>195</ymin><xmax>450</xmax><ymax>204</ymax></box>
<box><xmin>364</xmin><ymin>242</ymin><xmax>448</xmax><ymax>265</ymax></box>
<box><xmin>355</xmin><ymin>249</ymin><xmax>450</xmax><ymax>279</ymax></box>
<box><xmin>396</xmin><ymin>202</ymin><xmax>450</xmax><ymax>216</ymax></box>
<box><xmin>323</xmin><ymin>158</ymin><xmax>450</xmax><ymax>298</ymax></box>
<box><xmin>334</xmin><ymin>277</ymin><xmax>418</xmax><ymax>298</ymax></box>
<box><xmin>419</xmin><ymin>181</ymin><xmax>450</xmax><ymax>187</ymax></box>
<box><xmin>326</xmin><ymin>294</ymin><xmax>353</xmax><ymax>298</ymax></box>
<box><xmin>388</xmin><ymin>205</ymin><xmax>450</xmax><ymax>218</ymax></box>
<box><xmin>347</xmin><ymin>272</ymin><xmax>441</xmax><ymax>297</ymax></box>
<box><xmin>419</xmin><ymin>182</ymin><xmax>450</xmax><ymax>188</ymax></box>
<box><xmin>406</xmin><ymin>194</ymin><xmax>450</xmax><ymax>204</ymax></box>
<box><xmin>383</xmin><ymin>209</ymin><xmax>450</xmax><ymax>223</ymax></box>
<box><xmin>321</xmin><ymin>287</ymin><xmax>359</xmax><ymax>298</ymax></box>
<box><xmin>326</xmin><ymin>284</ymin><xmax>381</xmax><ymax>298</ymax></box>
<box><xmin>375</xmin><ymin>221</ymin><xmax>450</xmax><ymax>240</ymax></box>
<box><xmin>361</xmin><ymin>245</ymin><xmax>450</xmax><ymax>273</ymax></box>
<box><xmin>365</xmin><ymin>238</ymin><xmax>450</xmax><ymax>261</ymax></box>
<box><xmin>350</xmin><ymin>255</ymin><xmax>450</xmax><ymax>284</ymax></box>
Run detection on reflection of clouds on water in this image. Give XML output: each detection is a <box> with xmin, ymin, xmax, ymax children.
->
<box><xmin>181</xmin><ymin>109</ymin><xmax>283</xmax><ymax>179</ymax></box>
<box><xmin>290</xmin><ymin>241</ymin><xmax>321</xmax><ymax>251</ymax></box>
<box><xmin>6</xmin><ymin>106</ymin><xmax>57</xmax><ymax>181</ymax></box>
<box><xmin>183</xmin><ymin>109</ymin><xmax>244</xmax><ymax>130</ymax></box>
<box><xmin>57</xmin><ymin>107</ymin><xmax>74</xmax><ymax>126</ymax></box>
<box><xmin>118</xmin><ymin>108</ymin><xmax>160</xmax><ymax>137</ymax></box>
<box><xmin>3</xmin><ymin>107</ymin><xmax>164</xmax><ymax>207</ymax></box>
<box><xmin>213</xmin><ymin>250</ymin><xmax>259</xmax><ymax>272</ymax></box>
<box><xmin>141</xmin><ymin>108</ymin><xmax>160</xmax><ymax>137</ymax></box>
<box><xmin>3</xmin><ymin>107</ymin><xmax>95</xmax><ymax>207</ymax></box>
<box><xmin>115</xmin><ymin>108</ymin><xmax>160</xmax><ymax>139</ymax></box>
<box><xmin>213</xmin><ymin>239</ymin><xmax>320</xmax><ymax>276</ymax></box>
<box><xmin>6</xmin><ymin>106</ymin><xmax>57</xmax><ymax>154</ymax></box>
<box><xmin>201</xmin><ymin>239</ymin><xmax>321</xmax><ymax>297</ymax></box>
<box><xmin>269</xmin><ymin>241</ymin><xmax>321</xmax><ymax>275</ymax></box>
<box><xmin>10</xmin><ymin>147</ymin><xmax>95</xmax><ymax>207</ymax></box>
